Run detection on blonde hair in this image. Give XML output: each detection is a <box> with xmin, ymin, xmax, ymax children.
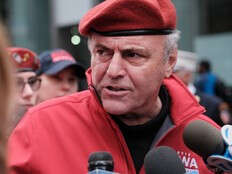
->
<box><xmin>0</xmin><ymin>22</ymin><xmax>13</xmax><ymax>174</ymax></box>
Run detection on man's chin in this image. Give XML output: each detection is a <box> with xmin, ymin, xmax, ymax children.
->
<box><xmin>102</xmin><ymin>101</ymin><xmax>129</xmax><ymax>116</ymax></box>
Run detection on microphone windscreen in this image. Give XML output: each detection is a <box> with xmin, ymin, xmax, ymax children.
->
<box><xmin>88</xmin><ymin>151</ymin><xmax>114</xmax><ymax>171</ymax></box>
<box><xmin>88</xmin><ymin>151</ymin><xmax>113</xmax><ymax>162</ymax></box>
<box><xmin>183</xmin><ymin>120</ymin><xmax>224</xmax><ymax>159</ymax></box>
<box><xmin>144</xmin><ymin>146</ymin><xmax>186</xmax><ymax>174</ymax></box>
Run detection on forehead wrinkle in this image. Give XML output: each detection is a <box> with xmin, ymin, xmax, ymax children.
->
<box><xmin>120</xmin><ymin>45</ymin><xmax>147</xmax><ymax>52</ymax></box>
<box><xmin>94</xmin><ymin>43</ymin><xmax>111</xmax><ymax>50</ymax></box>
<box><xmin>90</xmin><ymin>34</ymin><xmax>165</xmax><ymax>55</ymax></box>
<box><xmin>118</xmin><ymin>36</ymin><xmax>163</xmax><ymax>54</ymax></box>
<box><xmin>93</xmin><ymin>38</ymin><xmax>150</xmax><ymax>53</ymax></box>
<box><xmin>91</xmin><ymin>39</ymin><xmax>121</xmax><ymax>53</ymax></box>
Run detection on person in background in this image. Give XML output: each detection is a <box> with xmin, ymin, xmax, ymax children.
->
<box><xmin>7</xmin><ymin>47</ymin><xmax>41</xmax><ymax>132</ymax></box>
<box><xmin>0</xmin><ymin>22</ymin><xmax>13</xmax><ymax>174</ymax></box>
<box><xmin>8</xmin><ymin>0</ymin><xmax>219</xmax><ymax>174</ymax></box>
<box><xmin>195</xmin><ymin>59</ymin><xmax>218</xmax><ymax>96</ymax></box>
<box><xmin>174</xmin><ymin>50</ymin><xmax>231</xmax><ymax>126</ymax></box>
<box><xmin>36</xmin><ymin>48</ymin><xmax>85</xmax><ymax>103</ymax></box>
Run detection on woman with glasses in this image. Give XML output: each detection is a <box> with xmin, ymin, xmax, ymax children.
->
<box><xmin>7</xmin><ymin>47</ymin><xmax>41</xmax><ymax>132</ymax></box>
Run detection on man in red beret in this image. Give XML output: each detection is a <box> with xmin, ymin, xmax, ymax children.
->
<box><xmin>8</xmin><ymin>0</ymin><xmax>219</xmax><ymax>174</ymax></box>
<box><xmin>7</xmin><ymin>47</ymin><xmax>41</xmax><ymax>133</ymax></box>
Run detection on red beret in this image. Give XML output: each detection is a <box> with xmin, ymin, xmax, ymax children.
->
<box><xmin>79</xmin><ymin>0</ymin><xmax>176</xmax><ymax>36</ymax></box>
<box><xmin>7</xmin><ymin>47</ymin><xmax>40</xmax><ymax>72</ymax></box>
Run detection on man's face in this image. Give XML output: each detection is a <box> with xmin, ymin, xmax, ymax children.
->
<box><xmin>89</xmin><ymin>34</ymin><xmax>176</xmax><ymax>117</ymax></box>
<box><xmin>10</xmin><ymin>71</ymin><xmax>40</xmax><ymax>130</ymax></box>
<box><xmin>37</xmin><ymin>67</ymin><xmax>79</xmax><ymax>103</ymax></box>
<box><xmin>15</xmin><ymin>72</ymin><xmax>39</xmax><ymax>108</ymax></box>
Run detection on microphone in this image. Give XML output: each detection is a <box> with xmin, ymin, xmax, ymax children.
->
<box><xmin>183</xmin><ymin>120</ymin><xmax>232</xmax><ymax>173</ymax></box>
<box><xmin>88</xmin><ymin>151</ymin><xmax>118</xmax><ymax>174</ymax></box>
<box><xmin>183</xmin><ymin>120</ymin><xmax>224</xmax><ymax>159</ymax></box>
<box><xmin>144</xmin><ymin>146</ymin><xmax>186</xmax><ymax>174</ymax></box>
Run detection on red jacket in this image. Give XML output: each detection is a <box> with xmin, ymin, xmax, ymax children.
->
<box><xmin>8</xmin><ymin>69</ymin><xmax>217</xmax><ymax>174</ymax></box>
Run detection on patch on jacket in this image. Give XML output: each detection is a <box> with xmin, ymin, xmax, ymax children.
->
<box><xmin>177</xmin><ymin>150</ymin><xmax>200</xmax><ymax>174</ymax></box>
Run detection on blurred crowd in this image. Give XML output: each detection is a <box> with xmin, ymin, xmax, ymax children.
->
<box><xmin>6</xmin><ymin>47</ymin><xmax>86</xmax><ymax>134</ymax></box>
<box><xmin>174</xmin><ymin>50</ymin><xmax>232</xmax><ymax>126</ymax></box>
<box><xmin>0</xmin><ymin>21</ymin><xmax>86</xmax><ymax>173</ymax></box>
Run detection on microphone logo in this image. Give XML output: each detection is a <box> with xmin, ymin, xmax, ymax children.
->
<box><xmin>221</xmin><ymin>125</ymin><xmax>232</xmax><ymax>155</ymax></box>
<box><xmin>207</xmin><ymin>125</ymin><xmax>232</xmax><ymax>173</ymax></box>
<box><xmin>177</xmin><ymin>151</ymin><xmax>199</xmax><ymax>174</ymax></box>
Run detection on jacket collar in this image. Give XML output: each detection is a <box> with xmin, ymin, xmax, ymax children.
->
<box><xmin>163</xmin><ymin>74</ymin><xmax>205</xmax><ymax>125</ymax></box>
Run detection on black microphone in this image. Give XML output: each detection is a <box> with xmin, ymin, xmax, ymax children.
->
<box><xmin>88</xmin><ymin>151</ymin><xmax>117</xmax><ymax>174</ymax></box>
<box><xmin>144</xmin><ymin>146</ymin><xmax>186</xmax><ymax>174</ymax></box>
<box><xmin>183</xmin><ymin>120</ymin><xmax>224</xmax><ymax>160</ymax></box>
<box><xmin>183</xmin><ymin>120</ymin><xmax>229</xmax><ymax>173</ymax></box>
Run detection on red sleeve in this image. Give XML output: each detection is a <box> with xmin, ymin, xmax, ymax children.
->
<box><xmin>8</xmin><ymin>112</ymin><xmax>34</xmax><ymax>174</ymax></box>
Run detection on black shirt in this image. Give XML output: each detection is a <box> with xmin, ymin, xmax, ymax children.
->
<box><xmin>112</xmin><ymin>85</ymin><xmax>170</xmax><ymax>173</ymax></box>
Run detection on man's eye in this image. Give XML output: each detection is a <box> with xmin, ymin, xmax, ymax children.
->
<box><xmin>124</xmin><ymin>52</ymin><xmax>139</xmax><ymax>58</ymax></box>
<box><xmin>16</xmin><ymin>79</ymin><xmax>24</xmax><ymax>86</ymax></box>
<box><xmin>28</xmin><ymin>77</ymin><xmax>37</xmax><ymax>85</ymax></box>
<box><xmin>128</xmin><ymin>53</ymin><xmax>137</xmax><ymax>57</ymax></box>
<box><xmin>51</xmin><ymin>75</ymin><xmax>61</xmax><ymax>81</ymax></box>
<box><xmin>96</xmin><ymin>49</ymin><xmax>106</xmax><ymax>56</ymax></box>
<box><xmin>68</xmin><ymin>77</ymin><xmax>77</xmax><ymax>83</ymax></box>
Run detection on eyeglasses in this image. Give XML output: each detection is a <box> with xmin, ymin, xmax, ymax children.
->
<box><xmin>16</xmin><ymin>76</ymin><xmax>41</xmax><ymax>93</ymax></box>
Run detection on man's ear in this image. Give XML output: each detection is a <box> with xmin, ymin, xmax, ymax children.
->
<box><xmin>165</xmin><ymin>48</ymin><xmax>177</xmax><ymax>78</ymax></box>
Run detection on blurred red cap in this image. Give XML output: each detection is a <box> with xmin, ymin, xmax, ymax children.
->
<box><xmin>7</xmin><ymin>47</ymin><xmax>40</xmax><ymax>72</ymax></box>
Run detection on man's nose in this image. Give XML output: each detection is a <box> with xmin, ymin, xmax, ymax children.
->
<box><xmin>22</xmin><ymin>83</ymin><xmax>33</xmax><ymax>98</ymax></box>
<box><xmin>106</xmin><ymin>53</ymin><xmax>126</xmax><ymax>79</ymax></box>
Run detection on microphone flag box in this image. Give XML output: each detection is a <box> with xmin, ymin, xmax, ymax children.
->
<box><xmin>88</xmin><ymin>169</ymin><xmax>119</xmax><ymax>174</ymax></box>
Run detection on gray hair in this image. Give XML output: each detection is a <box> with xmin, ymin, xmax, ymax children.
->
<box><xmin>163</xmin><ymin>30</ymin><xmax>181</xmax><ymax>60</ymax></box>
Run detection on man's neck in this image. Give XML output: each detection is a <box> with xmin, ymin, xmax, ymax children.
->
<box><xmin>117</xmin><ymin>96</ymin><xmax>162</xmax><ymax>126</ymax></box>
